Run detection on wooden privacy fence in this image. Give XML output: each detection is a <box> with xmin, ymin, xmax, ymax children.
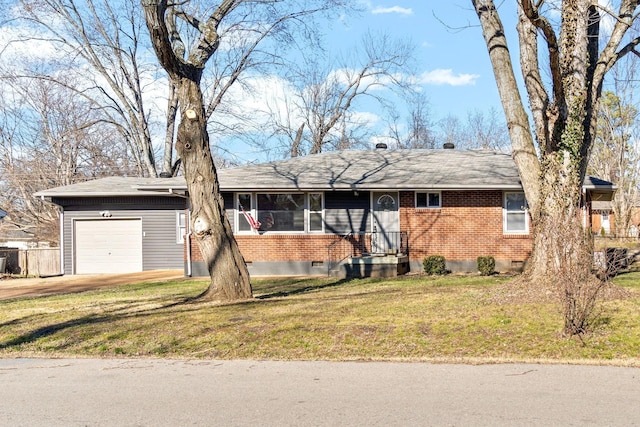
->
<box><xmin>0</xmin><ymin>248</ymin><xmax>61</xmax><ymax>277</ymax></box>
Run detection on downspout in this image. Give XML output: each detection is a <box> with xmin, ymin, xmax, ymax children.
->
<box><xmin>186</xmin><ymin>231</ymin><xmax>193</xmax><ymax>277</ymax></box>
<box><xmin>167</xmin><ymin>188</ymin><xmax>191</xmax><ymax>277</ymax></box>
<box><xmin>59</xmin><ymin>207</ymin><xmax>64</xmax><ymax>275</ymax></box>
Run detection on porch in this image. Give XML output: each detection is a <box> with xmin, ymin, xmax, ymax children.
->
<box><xmin>327</xmin><ymin>232</ymin><xmax>409</xmax><ymax>278</ymax></box>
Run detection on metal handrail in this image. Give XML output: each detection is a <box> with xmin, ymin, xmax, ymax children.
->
<box><xmin>327</xmin><ymin>232</ymin><xmax>356</xmax><ymax>275</ymax></box>
<box><xmin>327</xmin><ymin>231</ymin><xmax>409</xmax><ymax>276</ymax></box>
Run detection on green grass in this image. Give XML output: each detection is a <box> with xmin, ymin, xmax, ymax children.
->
<box><xmin>1</xmin><ymin>272</ymin><xmax>639</xmax><ymax>364</ymax></box>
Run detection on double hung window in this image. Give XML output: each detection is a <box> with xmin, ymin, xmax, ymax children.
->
<box><xmin>308</xmin><ymin>193</ymin><xmax>324</xmax><ymax>232</ymax></box>
<box><xmin>237</xmin><ymin>193</ymin><xmax>255</xmax><ymax>232</ymax></box>
<box><xmin>176</xmin><ymin>211</ymin><xmax>187</xmax><ymax>243</ymax></box>
<box><xmin>504</xmin><ymin>192</ymin><xmax>528</xmax><ymax>233</ymax></box>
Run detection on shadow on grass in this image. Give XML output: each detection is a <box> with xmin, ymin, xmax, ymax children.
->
<box><xmin>0</xmin><ymin>313</ymin><xmax>108</xmax><ymax>349</ymax></box>
<box><xmin>0</xmin><ymin>277</ymin><xmax>354</xmax><ymax>351</ymax></box>
<box><xmin>254</xmin><ymin>277</ymin><xmax>355</xmax><ymax>299</ymax></box>
<box><xmin>0</xmin><ymin>294</ymin><xmax>200</xmax><ymax>351</ymax></box>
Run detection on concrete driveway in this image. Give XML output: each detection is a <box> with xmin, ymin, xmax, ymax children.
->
<box><xmin>0</xmin><ymin>270</ymin><xmax>185</xmax><ymax>300</ymax></box>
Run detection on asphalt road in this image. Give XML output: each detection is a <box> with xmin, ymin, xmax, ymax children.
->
<box><xmin>1</xmin><ymin>358</ymin><xmax>639</xmax><ymax>426</ymax></box>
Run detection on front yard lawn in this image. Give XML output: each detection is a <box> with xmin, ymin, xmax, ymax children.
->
<box><xmin>1</xmin><ymin>272</ymin><xmax>639</xmax><ymax>364</ymax></box>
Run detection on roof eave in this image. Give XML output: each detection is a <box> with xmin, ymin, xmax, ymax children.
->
<box><xmin>218</xmin><ymin>184</ymin><xmax>525</xmax><ymax>192</ymax></box>
<box><xmin>35</xmin><ymin>191</ymin><xmax>184</xmax><ymax>198</ymax></box>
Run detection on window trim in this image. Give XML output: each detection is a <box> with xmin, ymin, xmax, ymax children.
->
<box><xmin>236</xmin><ymin>193</ymin><xmax>256</xmax><ymax>234</ymax></box>
<box><xmin>176</xmin><ymin>211</ymin><xmax>187</xmax><ymax>244</ymax></box>
<box><xmin>255</xmin><ymin>192</ymin><xmax>306</xmax><ymax>234</ymax></box>
<box><xmin>235</xmin><ymin>192</ymin><xmax>325</xmax><ymax>234</ymax></box>
<box><xmin>308</xmin><ymin>192</ymin><xmax>324</xmax><ymax>233</ymax></box>
<box><xmin>503</xmin><ymin>191</ymin><xmax>529</xmax><ymax>234</ymax></box>
<box><xmin>415</xmin><ymin>191</ymin><xmax>441</xmax><ymax>209</ymax></box>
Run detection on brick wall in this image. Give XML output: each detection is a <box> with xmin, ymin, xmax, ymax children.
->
<box><xmin>400</xmin><ymin>190</ymin><xmax>531</xmax><ymax>265</ymax></box>
<box><xmin>188</xmin><ymin>190</ymin><xmax>533</xmax><ymax>267</ymax></box>
<box><xmin>188</xmin><ymin>233</ymin><xmax>342</xmax><ymax>263</ymax></box>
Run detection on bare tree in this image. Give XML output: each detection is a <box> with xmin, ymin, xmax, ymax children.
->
<box><xmin>141</xmin><ymin>0</ymin><xmax>352</xmax><ymax>301</ymax></box>
<box><xmin>589</xmin><ymin>90</ymin><xmax>640</xmax><ymax>236</ymax></box>
<box><xmin>433</xmin><ymin>109</ymin><xmax>508</xmax><ymax>151</ymax></box>
<box><xmin>17</xmin><ymin>0</ymin><xmax>162</xmax><ymax>177</ymax></box>
<box><xmin>386</xmin><ymin>92</ymin><xmax>436</xmax><ymax>149</ymax></box>
<box><xmin>436</xmin><ymin>114</ymin><xmax>464</xmax><ymax>149</ymax></box>
<box><xmin>264</xmin><ymin>32</ymin><xmax>413</xmax><ymax>157</ymax></box>
<box><xmin>460</xmin><ymin>107</ymin><xmax>509</xmax><ymax>150</ymax></box>
<box><xmin>472</xmin><ymin>0</ymin><xmax>640</xmax><ymax>334</ymax></box>
<box><xmin>0</xmin><ymin>74</ymin><xmax>135</xmax><ymax>242</ymax></box>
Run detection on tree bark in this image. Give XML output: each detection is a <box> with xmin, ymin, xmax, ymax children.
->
<box><xmin>472</xmin><ymin>0</ymin><xmax>541</xmax><ymax>217</ymax></box>
<box><xmin>472</xmin><ymin>0</ymin><xmax>594</xmax><ymax>287</ymax></box>
<box><xmin>176</xmin><ymin>77</ymin><xmax>252</xmax><ymax>300</ymax></box>
<box><xmin>142</xmin><ymin>0</ymin><xmax>252</xmax><ymax>301</ymax></box>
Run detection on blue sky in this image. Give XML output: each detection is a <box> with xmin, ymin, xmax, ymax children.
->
<box><xmin>0</xmin><ymin>0</ymin><xmax>523</xmax><ymax>163</ymax></box>
<box><xmin>216</xmin><ymin>1</ymin><xmax>523</xmax><ymax>162</ymax></box>
<box><xmin>334</xmin><ymin>1</ymin><xmax>519</xmax><ymax>120</ymax></box>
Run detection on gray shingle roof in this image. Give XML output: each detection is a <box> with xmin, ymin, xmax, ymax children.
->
<box><xmin>34</xmin><ymin>149</ymin><xmax>615</xmax><ymax>197</ymax></box>
<box><xmin>34</xmin><ymin>176</ymin><xmax>180</xmax><ymax>198</ymax></box>
<box><xmin>214</xmin><ymin>149</ymin><xmax>523</xmax><ymax>191</ymax></box>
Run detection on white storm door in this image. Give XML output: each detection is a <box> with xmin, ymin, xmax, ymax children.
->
<box><xmin>371</xmin><ymin>192</ymin><xmax>400</xmax><ymax>254</ymax></box>
<box><xmin>74</xmin><ymin>219</ymin><xmax>143</xmax><ymax>274</ymax></box>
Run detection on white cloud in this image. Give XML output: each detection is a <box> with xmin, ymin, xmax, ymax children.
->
<box><xmin>0</xmin><ymin>26</ymin><xmax>59</xmax><ymax>63</ymax></box>
<box><xmin>371</xmin><ymin>6</ymin><xmax>413</xmax><ymax>15</ymax></box>
<box><xmin>349</xmin><ymin>111</ymin><xmax>381</xmax><ymax>128</ymax></box>
<box><xmin>417</xmin><ymin>69</ymin><xmax>480</xmax><ymax>86</ymax></box>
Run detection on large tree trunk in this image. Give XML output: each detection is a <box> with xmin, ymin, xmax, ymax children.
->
<box><xmin>525</xmin><ymin>154</ymin><xmax>586</xmax><ymax>281</ymax></box>
<box><xmin>142</xmin><ymin>1</ymin><xmax>253</xmax><ymax>301</ymax></box>
<box><xmin>176</xmin><ymin>77</ymin><xmax>252</xmax><ymax>301</ymax></box>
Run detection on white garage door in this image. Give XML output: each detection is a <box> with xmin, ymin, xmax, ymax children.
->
<box><xmin>74</xmin><ymin>219</ymin><xmax>143</xmax><ymax>274</ymax></box>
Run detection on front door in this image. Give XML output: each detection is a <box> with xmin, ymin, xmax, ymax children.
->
<box><xmin>371</xmin><ymin>192</ymin><xmax>400</xmax><ymax>254</ymax></box>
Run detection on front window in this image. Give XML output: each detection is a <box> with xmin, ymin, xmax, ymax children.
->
<box><xmin>257</xmin><ymin>193</ymin><xmax>305</xmax><ymax>232</ymax></box>
<box><xmin>309</xmin><ymin>193</ymin><xmax>324</xmax><ymax>232</ymax></box>
<box><xmin>416</xmin><ymin>192</ymin><xmax>441</xmax><ymax>208</ymax></box>
<box><xmin>504</xmin><ymin>192</ymin><xmax>528</xmax><ymax>233</ymax></box>
<box><xmin>237</xmin><ymin>193</ymin><xmax>256</xmax><ymax>232</ymax></box>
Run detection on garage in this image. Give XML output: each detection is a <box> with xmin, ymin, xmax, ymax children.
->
<box><xmin>74</xmin><ymin>219</ymin><xmax>143</xmax><ymax>274</ymax></box>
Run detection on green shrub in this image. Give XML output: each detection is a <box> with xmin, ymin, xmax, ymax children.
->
<box><xmin>477</xmin><ymin>256</ymin><xmax>495</xmax><ymax>276</ymax></box>
<box><xmin>423</xmin><ymin>255</ymin><xmax>447</xmax><ymax>275</ymax></box>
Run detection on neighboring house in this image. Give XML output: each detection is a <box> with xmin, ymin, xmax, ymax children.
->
<box><xmin>35</xmin><ymin>148</ymin><xmax>616</xmax><ymax>277</ymax></box>
<box><xmin>590</xmin><ymin>200</ymin><xmax>614</xmax><ymax>235</ymax></box>
<box><xmin>590</xmin><ymin>193</ymin><xmax>640</xmax><ymax>237</ymax></box>
<box><xmin>0</xmin><ymin>227</ymin><xmax>37</xmax><ymax>250</ymax></box>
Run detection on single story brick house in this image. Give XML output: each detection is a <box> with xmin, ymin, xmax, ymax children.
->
<box><xmin>35</xmin><ymin>148</ymin><xmax>615</xmax><ymax>277</ymax></box>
